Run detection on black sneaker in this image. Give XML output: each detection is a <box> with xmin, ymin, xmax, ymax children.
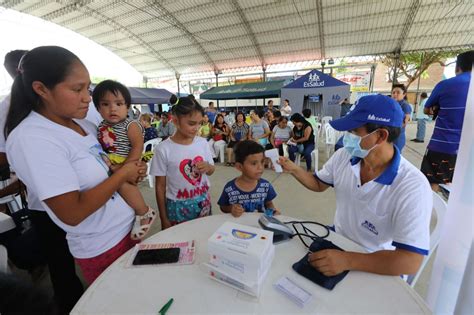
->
<box><xmin>413</xmin><ymin>139</ymin><xmax>424</xmax><ymax>143</ymax></box>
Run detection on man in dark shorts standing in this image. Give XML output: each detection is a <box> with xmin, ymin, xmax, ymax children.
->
<box><xmin>421</xmin><ymin>50</ymin><xmax>473</xmax><ymax>191</ymax></box>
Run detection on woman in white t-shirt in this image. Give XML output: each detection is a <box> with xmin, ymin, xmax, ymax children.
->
<box><xmin>280</xmin><ymin>99</ymin><xmax>292</xmax><ymax>117</ymax></box>
<box><xmin>4</xmin><ymin>46</ymin><xmax>146</xmax><ymax>285</ymax></box>
<box><xmin>150</xmin><ymin>95</ymin><xmax>215</xmax><ymax>230</ymax></box>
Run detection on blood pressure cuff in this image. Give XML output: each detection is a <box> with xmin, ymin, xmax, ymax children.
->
<box><xmin>292</xmin><ymin>238</ymin><xmax>349</xmax><ymax>290</ymax></box>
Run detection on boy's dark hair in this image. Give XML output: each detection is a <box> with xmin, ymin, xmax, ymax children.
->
<box><xmin>391</xmin><ymin>84</ymin><xmax>407</xmax><ymax>94</ymax></box>
<box><xmin>3</xmin><ymin>49</ymin><xmax>28</xmax><ymax>78</ymax></box>
<box><xmin>234</xmin><ymin>140</ymin><xmax>265</xmax><ymax>164</ymax></box>
<box><xmin>255</xmin><ymin>109</ymin><xmax>264</xmax><ymax>118</ymax></box>
<box><xmin>302</xmin><ymin>108</ymin><xmax>312</xmax><ymax>118</ymax></box>
<box><xmin>268</xmin><ymin>100</ymin><xmax>273</xmax><ymax>105</ymax></box>
<box><xmin>92</xmin><ymin>80</ymin><xmax>131</xmax><ymax>110</ymax></box>
<box><xmin>170</xmin><ymin>95</ymin><xmax>204</xmax><ymax>117</ymax></box>
<box><xmin>420</xmin><ymin>92</ymin><xmax>428</xmax><ymax>98</ymax></box>
<box><xmin>456</xmin><ymin>50</ymin><xmax>473</xmax><ymax>72</ymax></box>
<box><xmin>365</xmin><ymin>123</ymin><xmax>401</xmax><ymax>143</ymax></box>
<box><xmin>273</xmin><ymin>110</ymin><xmax>282</xmax><ymax>119</ymax></box>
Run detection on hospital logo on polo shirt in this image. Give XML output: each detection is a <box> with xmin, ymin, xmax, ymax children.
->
<box><xmin>361</xmin><ymin>220</ymin><xmax>378</xmax><ymax>235</ymax></box>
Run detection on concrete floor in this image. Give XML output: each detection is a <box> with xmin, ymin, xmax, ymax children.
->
<box><xmin>12</xmin><ymin>121</ymin><xmax>437</xmax><ymax>305</ymax></box>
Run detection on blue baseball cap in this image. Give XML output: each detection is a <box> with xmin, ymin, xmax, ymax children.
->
<box><xmin>330</xmin><ymin>94</ymin><xmax>403</xmax><ymax>131</ymax></box>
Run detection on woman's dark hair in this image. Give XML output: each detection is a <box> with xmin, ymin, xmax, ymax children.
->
<box><xmin>3</xmin><ymin>49</ymin><xmax>28</xmax><ymax>78</ymax></box>
<box><xmin>235</xmin><ymin>111</ymin><xmax>245</xmax><ymax>122</ymax></box>
<box><xmin>5</xmin><ymin>46</ymin><xmax>82</xmax><ymax>138</ymax></box>
<box><xmin>170</xmin><ymin>95</ymin><xmax>204</xmax><ymax>117</ymax></box>
<box><xmin>92</xmin><ymin>80</ymin><xmax>131</xmax><ymax>109</ymax></box>
<box><xmin>234</xmin><ymin>140</ymin><xmax>264</xmax><ymax>164</ymax></box>
<box><xmin>365</xmin><ymin>123</ymin><xmax>401</xmax><ymax>143</ymax></box>
<box><xmin>278</xmin><ymin>116</ymin><xmax>288</xmax><ymax>123</ymax></box>
<box><xmin>214</xmin><ymin>114</ymin><xmax>224</xmax><ymax>127</ymax></box>
<box><xmin>284</xmin><ymin>99</ymin><xmax>290</xmax><ymax>104</ymax></box>
<box><xmin>290</xmin><ymin>113</ymin><xmax>308</xmax><ymax>124</ymax></box>
<box><xmin>302</xmin><ymin>108</ymin><xmax>312</xmax><ymax>118</ymax></box>
<box><xmin>391</xmin><ymin>84</ymin><xmax>407</xmax><ymax>94</ymax></box>
<box><xmin>273</xmin><ymin>110</ymin><xmax>282</xmax><ymax>119</ymax></box>
<box><xmin>420</xmin><ymin>92</ymin><xmax>428</xmax><ymax>98</ymax></box>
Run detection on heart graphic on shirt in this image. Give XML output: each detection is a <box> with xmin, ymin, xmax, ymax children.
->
<box><xmin>179</xmin><ymin>156</ymin><xmax>204</xmax><ymax>186</ymax></box>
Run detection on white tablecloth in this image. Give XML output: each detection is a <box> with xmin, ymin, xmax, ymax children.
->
<box><xmin>72</xmin><ymin>214</ymin><xmax>431</xmax><ymax>314</ymax></box>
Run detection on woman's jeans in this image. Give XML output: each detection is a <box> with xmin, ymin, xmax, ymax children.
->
<box><xmin>288</xmin><ymin>143</ymin><xmax>315</xmax><ymax>170</ymax></box>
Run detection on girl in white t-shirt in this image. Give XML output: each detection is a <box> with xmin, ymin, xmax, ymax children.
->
<box><xmin>5</xmin><ymin>46</ymin><xmax>146</xmax><ymax>285</ymax></box>
<box><xmin>150</xmin><ymin>96</ymin><xmax>215</xmax><ymax>230</ymax></box>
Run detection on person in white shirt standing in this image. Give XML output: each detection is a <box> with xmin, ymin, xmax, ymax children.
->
<box><xmin>2</xmin><ymin>49</ymin><xmax>85</xmax><ymax>314</ymax></box>
<box><xmin>280</xmin><ymin>98</ymin><xmax>292</xmax><ymax>117</ymax></box>
<box><xmin>279</xmin><ymin>94</ymin><xmax>432</xmax><ymax>277</ymax></box>
<box><xmin>411</xmin><ymin>92</ymin><xmax>430</xmax><ymax>143</ymax></box>
<box><xmin>5</xmin><ymin>46</ymin><xmax>146</xmax><ymax>286</ymax></box>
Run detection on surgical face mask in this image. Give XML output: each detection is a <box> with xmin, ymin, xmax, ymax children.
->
<box><xmin>343</xmin><ymin>131</ymin><xmax>378</xmax><ymax>158</ymax></box>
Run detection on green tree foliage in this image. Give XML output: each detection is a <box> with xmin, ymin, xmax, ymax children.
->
<box><xmin>381</xmin><ymin>51</ymin><xmax>461</xmax><ymax>88</ymax></box>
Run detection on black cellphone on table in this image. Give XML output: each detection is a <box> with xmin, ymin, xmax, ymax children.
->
<box><xmin>132</xmin><ymin>248</ymin><xmax>181</xmax><ymax>265</ymax></box>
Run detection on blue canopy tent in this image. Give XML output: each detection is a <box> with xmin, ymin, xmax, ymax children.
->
<box><xmin>128</xmin><ymin>87</ymin><xmax>172</xmax><ymax>105</ymax></box>
<box><xmin>281</xmin><ymin>70</ymin><xmax>350</xmax><ymax>119</ymax></box>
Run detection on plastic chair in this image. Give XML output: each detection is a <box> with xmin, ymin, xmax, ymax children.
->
<box><xmin>0</xmin><ymin>178</ymin><xmax>22</xmax><ymax>213</ymax></box>
<box><xmin>310</xmin><ymin>123</ymin><xmax>321</xmax><ymax>170</ymax></box>
<box><xmin>325</xmin><ymin>124</ymin><xmax>337</xmax><ymax>158</ymax></box>
<box><xmin>407</xmin><ymin>192</ymin><xmax>447</xmax><ymax>287</ymax></box>
<box><xmin>321</xmin><ymin>116</ymin><xmax>333</xmax><ymax>138</ymax></box>
<box><xmin>0</xmin><ymin>244</ymin><xmax>9</xmax><ymax>273</ymax></box>
<box><xmin>143</xmin><ymin>138</ymin><xmax>162</xmax><ymax>188</ymax></box>
<box><xmin>0</xmin><ymin>211</ymin><xmax>15</xmax><ymax>274</ymax></box>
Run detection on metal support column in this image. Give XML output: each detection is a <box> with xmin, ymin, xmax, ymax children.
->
<box><xmin>215</xmin><ymin>71</ymin><xmax>219</xmax><ymax>108</ymax></box>
<box><xmin>414</xmin><ymin>52</ymin><xmax>424</xmax><ymax>115</ymax></box>
<box><xmin>391</xmin><ymin>50</ymin><xmax>401</xmax><ymax>88</ymax></box>
<box><xmin>175</xmin><ymin>72</ymin><xmax>180</xmax><ymax>96</ymax></box>
<box><xmin>369</xmin><ymin>64</ymin><xmax>377</xmax><ymax>92</ymax></box>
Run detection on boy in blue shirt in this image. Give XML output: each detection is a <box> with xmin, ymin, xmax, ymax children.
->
<box><xmin>218</xmin><ymin>140</ymin><xmax>280</xmax><ymax>217</ymax></box>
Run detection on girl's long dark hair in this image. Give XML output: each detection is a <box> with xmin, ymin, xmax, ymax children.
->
<box><xmin>4</xmin><ymin>46</ymin><xmax>81</xmax><ymax>138</ymax></box>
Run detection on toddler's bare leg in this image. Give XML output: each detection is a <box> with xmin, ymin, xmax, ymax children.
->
<box><xmin>118</xmin><ymin>182</ymin><xmax>148</xmax><ymax>216</ymax></box>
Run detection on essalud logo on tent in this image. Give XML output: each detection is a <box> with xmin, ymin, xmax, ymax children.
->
<box><xmin>304</xmin><ymin>73</ymin><xmax>325</xmax><ymax>88</ymax></box>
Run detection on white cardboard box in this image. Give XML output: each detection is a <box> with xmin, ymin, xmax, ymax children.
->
<box><xmin>209</xmin><ymin>244</ymin><xmax>274</xmax><ymax>282</ymax></box>
<box><xmin>208</xmin><ymin>222</ymin><xmax>275</xmax><ymax>283</ymax></box>
<box><xmin>206</xmin><ymin>261</ymin><xmax>272</xmax><ymax>297</ymax></box>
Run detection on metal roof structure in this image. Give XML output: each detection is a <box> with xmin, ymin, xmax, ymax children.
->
<box><xmin>1</xmin><ymin>0</ymin><xmax>473</xmax><ymax>80</ymax></box>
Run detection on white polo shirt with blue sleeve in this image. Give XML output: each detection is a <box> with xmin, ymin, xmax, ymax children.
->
<box><xmin>315</xmin><ymin>146</ymin><xmax>432</xmax><ymax>255</ymax></box>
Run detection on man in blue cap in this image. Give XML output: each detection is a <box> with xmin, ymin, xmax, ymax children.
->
<box><xmin>279</xmin><ymin>94</ymin><xmax>432</xmax><ymax>277</ymax></box>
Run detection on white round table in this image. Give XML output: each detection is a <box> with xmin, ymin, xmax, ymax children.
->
<box><xmin>72</xmin><ymin>214</ymin><xmax>431</xmax><ymax>314</ymax></box>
